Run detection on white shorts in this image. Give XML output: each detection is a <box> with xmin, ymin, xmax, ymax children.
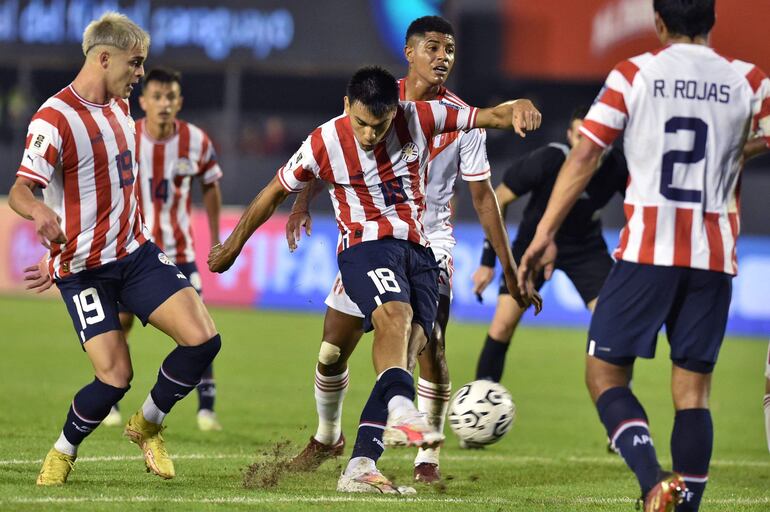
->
<box><xmin>324</xmin><ymin>249</ymin><xmax>453</xmax><ymax>317</ymax></box>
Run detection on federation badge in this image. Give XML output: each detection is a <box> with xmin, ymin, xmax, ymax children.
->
<box><xmin>400</xmin><ymin>142</ymin><xmax>419</xmax><ymax>163</ymax></box>
<box><xmin>158</xmin><ymin>252</ymin><xmax>173</xmax><ymax>266</ymax></box>
<box><xmin>172</xmin><ymin>157</ymin><xmax>194</xmax><ymax>176</ymax></box>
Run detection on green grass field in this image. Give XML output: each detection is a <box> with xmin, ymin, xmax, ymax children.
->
<box><xmin>0</xmin><ymin>296</ymin><xmax>768</xmax><ymax>511</ymax></box>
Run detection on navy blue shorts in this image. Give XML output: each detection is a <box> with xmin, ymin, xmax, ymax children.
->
<box><xmin>587</xmin><ymin>261</ymin><xmax>732</xmax><ymax>373</ymax></box>
<box><xmin>338</xmin><ymin>238</ymin><xmax>439</xmax><ymax>338</ymax></box>
<box><xmin>501</xmin><ymin>236</ymin><xmax>613</xmax><ymax>305</ymax></box>
<box><xmin>56</xmin><ymin>242</ymin><xmax>193</xmax><ymax>345</ymax></box>
<box><xmin>117</xmin><ymin>260</ymin><xmax>202</xmax><ymax>314</ymax></box>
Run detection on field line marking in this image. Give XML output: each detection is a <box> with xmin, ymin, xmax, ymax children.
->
<box><xmin>1</xmin><ymin>452</ymin><xmax>768</xmax><ymax>468</ymax></box>
<box><xmin>3</xmin><ymin>495</ymin><xmax>769</xmax><ymax>506</ymax></box>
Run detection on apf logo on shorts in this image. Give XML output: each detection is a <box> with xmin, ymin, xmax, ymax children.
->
<box><xmin>400</xmin><ymin>142</ymin><xmax>419</xmax><ymax>163</ymax></box>
<box><xmin>158</xmin><ymin>252</ymin><xmax>174</xmax><ymax>266</ymax></box>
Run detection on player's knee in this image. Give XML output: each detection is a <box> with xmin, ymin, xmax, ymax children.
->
<box><xmin>318</xmin><ymin>341</ymin><xmax>342</xmax><ymax>366</ymax></box>
<box><xmin>194</xmin><ymin>334</ymin><xmax>222</xmax><ymax>363</ymax></box>
<box><xmin>98</xmin><ymin>365</ymin><xmax>133</xmax><ymax>389</ymax></box>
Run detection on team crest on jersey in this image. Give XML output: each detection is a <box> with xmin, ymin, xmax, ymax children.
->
<box><xmin>172</xmin><ymin>158</ymin><xmax>195</xmax><ymax>176</ymax></box>
<box><xmin>158</xmin><ymin>252</ymin><xmax>173</xmax><ymax>266</ymax></box>
<box><xmin>400</xmin><ymin>142</ymin><xmax>419</xmax><ymax>163</ymax></box>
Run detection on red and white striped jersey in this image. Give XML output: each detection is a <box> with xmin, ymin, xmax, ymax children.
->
<box><xmin>396</xmin><ymin>79</ymin><xmax>491</xmax><ymax>256</ymax></box>
<box><xmin>278</xmin><ymin>100</ymin><xmax>479</xmax><ymax>252</ymax></box>
<box><xmin>17</xmin><ymin>85</ymin><xmax>147</xmax><ymax>278</ymax></box>
<box><xmin>135</xmin><ymin>119</ymin><xmax>222</xmax><ymax>264</ymax></box>
<box><xmin>582</xmin><ymin>44</ymin><xmax>770</xmax><ymax>275</ymax></box>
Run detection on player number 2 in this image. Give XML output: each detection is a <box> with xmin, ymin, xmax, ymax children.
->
<box><xmin>367</xmin><ymin>268</ymin><xmax>401</xmax><ymax>294</ymax></box>
<box><xmin>660</xmin><ymin>116</ymin><xmax>708</xmax><ymax>203</ymax></box>
<box><xmin>71</xmin><ymin>287</ymin><xmax>105</xmax><ymax>329</ymax></box>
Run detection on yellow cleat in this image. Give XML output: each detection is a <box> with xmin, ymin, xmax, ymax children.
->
<box><xmin>124</xmin><ymin>411</ymin><xmax>175</xmax><ymax>479</ymax></box>
<box><xmin>102</xmin><ymin>406</ymin><xmax>122</xmax><ymax>427</ymax></box>
<box><xmin>196</xmin><ymin>410</ymin><xmax>223</xmax><ymax>432</ymax></box>
<box><xmin>36</xmin><ymin>448</ymin><xmax>75</xmax><ymax>486</ymax></box>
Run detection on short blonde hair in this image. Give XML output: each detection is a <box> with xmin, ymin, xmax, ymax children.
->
<box><xmin>82</xmin><ymin>11</ymin><xmax>150</xmax><ymax>56</ymax></box>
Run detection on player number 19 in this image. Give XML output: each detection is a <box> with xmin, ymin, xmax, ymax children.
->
<box><xmin>72</xmin><ymin>287</ymin><xmax>105</xmax><ymax>329</ymax></box>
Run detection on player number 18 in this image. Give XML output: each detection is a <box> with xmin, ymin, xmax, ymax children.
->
<box><xmin>367</xmin><ymin>268</ymin><xmax>401</xmax><ymax>294</ymax></box>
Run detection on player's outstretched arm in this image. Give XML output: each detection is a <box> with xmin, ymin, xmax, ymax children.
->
<box><xmin>474</xmin><ymin>99</ymin><xmax>542</xmax><ymax>137</ymax></box>
<box><xmin>517</xmin><ymin>136</ymin><xmax>604</xmax><ymax>294</ymax></box>
<box><xmin>208</xmin><ymin>176</ymin><xmax>291</xmax><ymax>273</ymax></box>
<box><xmin>286</xmin><ymin>178</ymin><xmax>323</xmax><ymax>252</ymax></box>
<box><xmin>8</xmin><ymin>177</ymin><xmax>66</xmax><ymax>248</ymax></box>
<box><xmin>469</xmin><ymin>179</ymin><xmax>542</xmax><ymax>313</ymax></box>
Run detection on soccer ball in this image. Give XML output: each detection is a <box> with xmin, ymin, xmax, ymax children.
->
<box><xmin>448</xmin><ymin>380</ymin><xmax>516</xmax><ymax>446</ymax></box>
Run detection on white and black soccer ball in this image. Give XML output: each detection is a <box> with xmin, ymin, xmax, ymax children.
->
<box><xmin>448</xmin><ymin>380</ymin><xmax>516</xmax><ymax>446</ymax></box>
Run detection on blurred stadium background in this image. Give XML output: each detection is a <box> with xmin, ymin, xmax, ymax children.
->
<box><xmin>0</xmin><ymin>0</ymin><xmax>768</xmax><ymax>334</ymax></box>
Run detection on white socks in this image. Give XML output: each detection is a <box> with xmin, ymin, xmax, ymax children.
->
<box><xmin>313</xmin><ymin>366</ymin><xmax>349</xmax><ymax>445</ymax></box>
<box><xmin>54</xmin><ymin>431</ymin><xmax>77</xmax><ymax>457</ymax></box>
<box><xmin>764</xmin><ymin>393</ymin><xmax>770</xmax><ymax>453</ymax></box>
<box><xmin>344</xmin><ymin>456</ymin><xmax>376</xmax><ymax>476</ymax></box>
<box><xmin>387</xmin><ymin>395</ymin><xmax>416</xmax><ymax>419</ymax></box>
<box><xmin>142</xmin><ymin>395</ymin><xmax>166</xmax><ymax>425</ymax></box>
<box><xmin>414</xmin><ymin>378</ymin><xmax>451</xmax><ymax>465</ymax></box>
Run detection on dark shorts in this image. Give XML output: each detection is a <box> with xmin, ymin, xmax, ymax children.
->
<box><xmin>117</xmin><ymin>260</ymin><xmax>202</xmax><ymax>314</ymax></box>
<box><xmin>500</xmin><ymin>236</ymin><xmax>613</xmax><ymax>305</ymax></box>
<box><xmin>338</xmin><ymin>238</ymin><xmax>440</xmax><ymax>338</ymax></box>
<box><xmin>56</xmin><ymin>242</ymin><xmax>193</xmax><ymax>345</ymax></box>
<box><xmin>587</xmin><ymin>260</ymin><xmax>733</xmax><ymax>374</ymax></box>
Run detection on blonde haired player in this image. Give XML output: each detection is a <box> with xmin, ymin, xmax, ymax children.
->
<box><xmin>12</xmin><ymin>12</ymin><xmax>222</xmax><ymax>485</ymax></box>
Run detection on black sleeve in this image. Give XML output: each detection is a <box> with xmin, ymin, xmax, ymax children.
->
<box><xmin>608</xmin><ymin>148</ymin><xmax>629</xmax><ymax>196</ymax></box>
<box><xmin>501</xmin><ymin>145</ymin><xmax>566</xmax><ymax>197</ymax></box>
<box><xmin>480</xmin><ymin>239</ymin><xmax>497</xmax><ymax>267</ymax></box>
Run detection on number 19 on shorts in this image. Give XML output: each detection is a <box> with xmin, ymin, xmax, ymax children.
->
<box><xmin>72</xmin><ymin>288</ymin><xmax>105</xmax><ymax>338</ymax></box>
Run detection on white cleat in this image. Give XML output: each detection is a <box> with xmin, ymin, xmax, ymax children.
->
<box><xmin>383</xmin><ymin>411</ymin><xmax>444</xmax><ymax>449</ymax></box>
<box><xmin>102</xmin><ymin>406</ymin><xmax>122</xmax><ymax>428</ymax></box>
<box><xmin>197</xmin><ymin>410</ymin><xmax>223</xmax><ymax>432</ymax></box>
<box><xmin>337</xmin><ymin>465</ymin><xmax>416</xmax><ymax>494</ymax></box>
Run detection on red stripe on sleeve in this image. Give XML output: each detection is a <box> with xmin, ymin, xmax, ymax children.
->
<box><xmin>638</xmin><ymin>206</ymin><xmax>657</xmax><ymax>265</ymax></box>
<box><xmin>599</xmin><ymin>87</ymin><xmax>628</xmax><ymax>115</ymax></box>
<box><xmin>746</xmin><ymin>66</ymin><xmax>768</xmax><ymax>93</ymax></box>
<box><xmin>615</xmin><ymin>60</ymin><xmax>640</xmax><ymax>86</ymax></box>
<box><xmin>704</xmin><ymin>212</ymin><xmax>724</xmax><ymax>272</ymax></box>
<box><xmin>580</xmin><ymin>119</ymin><xmax>621</xmax><ymax>147</ymax></box>
<box><xmin>673</xmin><ymin>208</ymin><xmax>693</xmax><ymax>267</ymax></box>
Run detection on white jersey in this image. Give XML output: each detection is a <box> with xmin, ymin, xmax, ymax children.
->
<box><xmin>278</xmin><ymin>100</ymin><xmax>478</xmax><ymax>252</ymax></box>
<box><xmin>397</xmin><ymin>80</ymin><xmax>491</xmax><ymax>255</ymax></box>
<box><xmin>135</xmin><ymin>118</ymin><xmax>222</xmax><ymax>264</ymax></box>
<box><xmin>17</xmin><ymin>85</ymin><xmax>147</xmax><ymax>278</ymax></box>
<box><xmin>582</xmin><ymin>44</ymin><xmax>770</xmax><ymax>275</ymax></box>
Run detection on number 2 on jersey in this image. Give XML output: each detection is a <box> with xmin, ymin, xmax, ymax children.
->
<box><xmin>660</xmin><ymin>116</ymin><xmax>708</xmax><ymax>203</ymax></box>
